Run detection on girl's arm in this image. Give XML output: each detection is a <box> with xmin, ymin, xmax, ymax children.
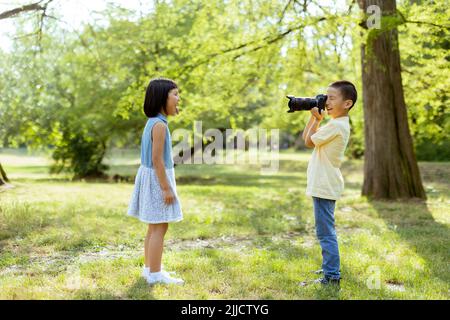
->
<box><xmin>152</xmin><ymin>122</ymin><xmax>175</xmax><ymax>204</ymax></box>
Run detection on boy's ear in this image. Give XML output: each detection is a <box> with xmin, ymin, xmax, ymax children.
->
<box><xmin>344</xmin><ymin>99</ymin><xmax>353</xmax><ymax>109</ymax></box>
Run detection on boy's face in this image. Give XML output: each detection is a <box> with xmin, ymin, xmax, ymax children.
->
<box><xmin>325</xmin><ymin>86</ymin><xmax>352</xmax><ymax>118</ymax></box>
<box><xmin>165</xmin><ymin>88</ymin><xmax>180</xmax><ymax>116</ymax></box>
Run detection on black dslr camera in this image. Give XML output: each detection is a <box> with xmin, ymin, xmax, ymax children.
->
<box><xmin>286</xmin><ymin>94</ymin><xmax>328</xmax><ymax>114</ymax></box>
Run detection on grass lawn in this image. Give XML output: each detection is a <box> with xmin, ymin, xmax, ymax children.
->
<box><xmin>0</xmin><ymin>148</ymin><xmax>449</xmax><ymax>299</ymax></box>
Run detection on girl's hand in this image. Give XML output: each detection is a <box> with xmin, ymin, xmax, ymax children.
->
<box><xmin>163</xmin><ymin>188</ymin><xmax>176</xmax><ymax>205</ymax></box>
<box><xmin>311</xmin><ymin>107</ymin><xmax>324</xmax><ymax>121</ymax></box>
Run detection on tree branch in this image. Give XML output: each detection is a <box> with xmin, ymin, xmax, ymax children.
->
<box><xmin>0</xmin><ymin>1</ymin><xmax>48</xmax><ymax>20</ymax></box>
<box><xmin>278</xmin><ymin>0</ymin><xmax>293</xmax><ymax>24</ymax></box>
<box><xmin>397</xmin><ymin>8</ymin><xmax>450</xmax><ymax>30</ymax></box>
<box><xmin>347</xmin><ymin>0</ymin><xmax>356</xmax><ymax>15</ymax></box>
<box><xmin>2</xmin><ymin>1</ymin><xmax>55</xmax><ymax>51</ymax></box>
<box><xmin>175</xmin><ymin>15</ymin><xmax>330</xmax><ymax>77</ymax></box>
<box><xmin>406</xmin><ymin>20</ymin><xmax>450</xmax><ymax>29</ymax></box>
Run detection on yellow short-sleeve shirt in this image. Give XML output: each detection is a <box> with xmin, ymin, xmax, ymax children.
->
<box><xmin>306</xmin><ymin>116</ymin><xmax>351</xmax><ymax>200</ymax></box>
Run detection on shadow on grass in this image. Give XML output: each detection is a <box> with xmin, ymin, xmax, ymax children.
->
<box><xmin>254</xmin><ymin>239</ymin><xmax>382</xmax><ymax>299</ymax></box>
<box><xmin>178</xmin><ymin>173</ymin><xmax>303</xmax><ymax>189</ymax></box>
<box><xmin>24</xmin><ymin>167</ymin><xmax>304</xmax><ymax>190</ymax></box>
<box><xmin>371</xmin><ymin>199</ymin><xmax>450</xmax><ymax>286</ymax></box>
<box><xmin>309</xmin><ymin>266</ymin><xmax>402</xmax><ymax>300</ymax></box>
<box><xmin>70</xmin><ymin>278</ymin><xmax>157</xmax><ymax>300</ymax></box>
<box><xmin>125</xmin><ymin>277</ymin><xmax>158</xmax><ymax>300</ymax></box>
<box><xmin>4</xmin><ymin>165</ymin><xmax>50</xmax><ymax>174</ymax></box>
<box><xmin>72</xmin><ymin>288</ymin><xmax>125</xmax><ymax>300</ymax></box>
<box><xmin>9</xmin><ymin>158</ymin><xmax>309</xmax><ymax>189</ymax></box>
<box><xmin>291</xmin><ymin>242</ymin><xmax>403</xmax><ymax>300</ymax></box>
<box><xmin>0</xmin><ymin>202</ymin><xmax>54</xmax><ymax>244</ymax></box>
<box><xmin>264</xmin><ymin>214</ymin><xmax>402</xmax><ymax>299</ymax></box>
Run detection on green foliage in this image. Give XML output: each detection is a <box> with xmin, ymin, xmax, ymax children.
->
<box><xmin>397</xmin><ymin>1</ymin><xmax>450</xmax><ymax>161</ymax></box>
<box><xmin>0</xmin><ymin>0</ymin><xmax>449</xmax><ymax>177</ymax></box>
<box><xmin>50</xmin><ymin>130</ymin><xmax>109</xmax><ymax>179</ymax></box>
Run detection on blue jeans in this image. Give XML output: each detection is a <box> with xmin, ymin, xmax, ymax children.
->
<box><xmin>312</xmin><ymin>197</ymin><xmax>340</xmax><ymax>280</ymax></box>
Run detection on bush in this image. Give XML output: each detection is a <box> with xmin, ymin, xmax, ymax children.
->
<box><xmin>50</xmin><ymin>132</ymin><xmax>109</xmax><ymax>179</ymax></box>
<box><xmin>415</xmin><ymin>138</ymin><xmax>450</xmax><ymax>162</ymax></box>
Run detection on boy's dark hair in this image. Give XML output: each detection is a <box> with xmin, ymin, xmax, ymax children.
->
<box><xmin>143</xmin><ymin>78</ymin><xmax>178</xmax><ymax>117</ymax></box>
<box><xmin>329</xmin><ymin>80</ymin><xmax>357</xmax><ymax>110</ymax></box>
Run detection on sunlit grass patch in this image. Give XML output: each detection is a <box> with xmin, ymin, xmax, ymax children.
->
<box><xmin>0</xmin><ymin>148</ymin><xmax>448</xmax><ymax>299</ymax></box>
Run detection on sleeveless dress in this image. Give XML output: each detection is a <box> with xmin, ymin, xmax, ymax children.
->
<box><xmin>127</xmin><ymin>113</ymin><xmax>183</xmax><ymax>224</ymax></box>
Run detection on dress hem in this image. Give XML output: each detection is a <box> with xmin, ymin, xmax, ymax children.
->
<box><xmin>127</xmin><ymin>212</ymin><xmax>183</xmax><ymax>224</ymax></box>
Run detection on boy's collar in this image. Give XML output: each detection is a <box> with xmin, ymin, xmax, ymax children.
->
<box><xmin>331</xmin><ymin>115</ymin><xmax>349</xmax><ymax>121</ymax></box>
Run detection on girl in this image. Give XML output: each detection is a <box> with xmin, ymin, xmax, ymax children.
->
<box><xmin>127</xmin><ymin>78</ymin><xmax>184</xmax><ymax>285</ymax></box>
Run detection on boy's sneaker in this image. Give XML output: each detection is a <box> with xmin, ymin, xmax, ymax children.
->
<box><xmin>146</xmin><ymin>271</ymin><xmax>184</xmax><ymax>285</ymax></box>
<box><xmin>300</xmin><ymin>277</ymin><xmax>340</xmax><ymax>288</ymax></box>
<box><xmin>311</xmin><ymin>269</ymin><xmax>324</xmax><ymax>274</ymax></box>
<box><xmin>313</xmin><ymin>277</ymin><xmax>340</xmax><ymax>287</ymax></box>
<box><xmin>310</xmin><ymin>269</ymin><xmax>341</xmax><ymax>274</ymax></box>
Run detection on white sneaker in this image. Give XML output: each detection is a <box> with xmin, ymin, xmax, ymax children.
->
<box><xmin>142</xmin><ymin>266</ymin><xmax>176</xmax><ymax>279</ymax></box>
<box><xmin>143</xmin><ymin>266</ymin><xmax>150</xmax><ymax>278</ymax></box>
<box><xmin>146</xmin><ymin>271</ymin><xmax>184</xmax><ymax>285</ymax></box>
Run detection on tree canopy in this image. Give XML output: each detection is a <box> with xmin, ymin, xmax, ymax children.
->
<box><xmin>0</xmin><ymin>0</ymin><xmax>448</xmax><ymax>180</ymax></box>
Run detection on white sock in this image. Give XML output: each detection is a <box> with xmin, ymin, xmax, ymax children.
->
<box><xmin>147</xmin><ymin>264</ymin><xmax>164</xmax><ymax>272</ymax></box>
<box><xmin>150</xmin><ymin>271</ymin><xmax>162</xmax><ymax>278</ymax></box>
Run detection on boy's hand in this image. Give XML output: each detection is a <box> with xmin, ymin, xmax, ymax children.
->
<box><xmin>311</xmin><ymin>107</ymin><xmax>324</xmax><ymax>121</ymax></box>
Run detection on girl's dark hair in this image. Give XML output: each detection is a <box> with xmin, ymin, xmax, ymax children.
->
<box><xmin>143</xmin><ymin>78</ymin><xmax>178</xmax><ymax>117</ymax></box>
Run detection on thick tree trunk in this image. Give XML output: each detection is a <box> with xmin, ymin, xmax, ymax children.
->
<box><xmin>358</xmin><ymin>0</ymin><xmax>426</xmax><ymax>199</ymax></box>
<box><xmin>0</xmin><ymin>162</ymin><xmax>9</xmax><ymax>185</ymax></box>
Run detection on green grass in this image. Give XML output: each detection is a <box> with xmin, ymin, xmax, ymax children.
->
<box><xmin>0</xmin><ymin>148</ymin><xmax>449</xmax><ymax>299</ymax></box>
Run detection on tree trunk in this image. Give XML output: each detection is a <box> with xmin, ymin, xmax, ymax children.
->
<box><xmin>358</xmin><ymin>0</ymin><xmax>426</xmax><ymax>199</ymax></box>
<box><xmin>0</xmin><ymin>162</ymin><xmax>9</xmax><ymax>185</ymax></box>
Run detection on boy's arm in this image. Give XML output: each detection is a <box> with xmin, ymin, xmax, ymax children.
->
<box><xmin>303</xmin><ymin>107</ymin><xmax>324</xmax><ymax>148</ymax></box>
<box><xmin>302</xmin><ymin>115</ymin><xmax>316</xmax><ymax>141</ymax></box>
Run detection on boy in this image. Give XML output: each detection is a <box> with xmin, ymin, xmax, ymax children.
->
<box><xmin>301</xmin><ymin>80</ymin><xmax>357</xmax><ymax>287</ymax></box>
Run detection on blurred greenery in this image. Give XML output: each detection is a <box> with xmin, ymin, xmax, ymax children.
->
<box><xmin>0</xmin><ymin>0</ymin><xmax>449</xmax><ymax>178</ymax></box>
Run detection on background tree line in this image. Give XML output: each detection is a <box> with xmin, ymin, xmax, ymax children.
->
<box><xmin>0</xmin><ymin>0</ymin><xmax>448</xmax><ymax>199</ymax></box>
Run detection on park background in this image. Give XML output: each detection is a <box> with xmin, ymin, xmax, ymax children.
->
<box><xmin>0</xmin><ymin>0</ymin><xmax>448</xmax><ymax>299</ymax></box>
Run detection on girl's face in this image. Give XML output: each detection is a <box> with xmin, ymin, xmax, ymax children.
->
<box><xmin>164</xmin><ymin>88</ymin><xmax>180</xmax><ymax>116</ymax></box>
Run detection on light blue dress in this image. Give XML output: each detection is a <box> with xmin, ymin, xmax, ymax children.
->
<box><xmin>127</xmin><ymin>113</ymin><xmax>183</xmax><ymax>224</ymax></box>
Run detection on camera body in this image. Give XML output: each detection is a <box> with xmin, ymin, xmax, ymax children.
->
<box><xmin>286</xmin><ymin>94</ymin><xmax>328</xmax><ymax>114</ymax></box>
